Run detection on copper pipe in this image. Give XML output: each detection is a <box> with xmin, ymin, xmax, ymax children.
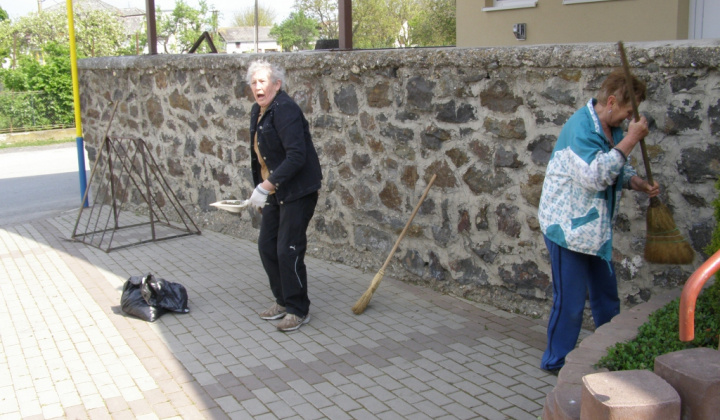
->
<box><xmin>679</xmin><ymin>249</ymin><xmax>720</xmax><ymax>342</ymax></box>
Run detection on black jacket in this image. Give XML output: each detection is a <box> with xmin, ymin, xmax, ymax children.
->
<box><xmin>249</xmin><ymin>90</ymin><xmax>322</xmax><ymax>203</ymax></box>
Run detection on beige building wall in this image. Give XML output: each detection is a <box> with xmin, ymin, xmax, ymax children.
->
<box><xmin>457</xmin><ymin>0</ymin><xmax>690</xmax><ymax>47</ymax></box>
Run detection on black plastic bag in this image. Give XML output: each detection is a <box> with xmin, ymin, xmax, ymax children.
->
<box><xmin>121</xmin><ymin>275</ymin><xmax>165</xmax><ymax>322</ymax></box>
<box><xmin>120</xmin><ymin>274</ymin><xmax>189</xmax><ymax>322</ymax></box>
<box><xmin>141</xmin><ymin>274</ymin><xmax>189</xmax><ymax>313</ymax></box>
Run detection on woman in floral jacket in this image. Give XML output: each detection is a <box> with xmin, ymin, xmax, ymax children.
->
<box><xmin>538</xmin><ymin>69</ymin><xmax>659</xmax><ymax>373</ymax></box>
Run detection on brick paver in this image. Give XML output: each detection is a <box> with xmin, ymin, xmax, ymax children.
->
<box><xmin>0</xmin><ymin>212</ymin><xmax>556</xmax><ymax>419</ymax></box>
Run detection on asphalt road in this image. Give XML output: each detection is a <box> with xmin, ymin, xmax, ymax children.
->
<box><xmin>0</xmin><ymin>143</ymin><xmax>89</xmax><ymax>226</ymax></box>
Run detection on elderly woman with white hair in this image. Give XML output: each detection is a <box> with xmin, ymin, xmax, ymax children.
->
<box><xmin>246</xmin><ymin>59</ymin><xmax>322</xmax><ymax>332</ymax></box>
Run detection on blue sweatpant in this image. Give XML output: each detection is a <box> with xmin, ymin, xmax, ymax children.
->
<box><xmin>541</xmin><ymin>235</ymin><xmax>620</xmax><ymax>371</ymax></box>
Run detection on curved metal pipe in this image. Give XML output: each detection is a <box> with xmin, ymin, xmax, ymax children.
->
<box><xmin>679</xmin><ymin>249</ymin><xmax>720</xmax><ymax>342</ymax></box>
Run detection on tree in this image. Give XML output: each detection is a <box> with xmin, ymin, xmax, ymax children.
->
<box><xmin>0</xmin><ymin>6</ymin><xmax>8</xmax><ymax>22</ymax></box>
<box><xmin>118</xmin><ymin>23</ymin><xmax>148</xmax><ymax>56</ymax></box>
<box><xmin>351</xmin><ymin>0</ymin><xmax>418</xmax><ymax>49</ymax></box>
<box><xmin>233</xmin><ymin>5</ymin><xmax>277</xmax><ymax>27</ymax></box>
<box><xmin>12</xmin><ymin>12</ymin><xmax>69</xmax><ymax>60</ymax></box>
<box><xmin>270</xmin><ymin>11</ymin><xmax>318</xmax><ymax>51</ymax></box>
<box><xmin>293</xmin><ymin>0</ymin><xmax>337</xmax><ymax>40</ymax></box>
<box><xmin>0</xmin><ymin>42</ymin><xmax>74</xmax><ymax>126</ymax></box>
<box><xmin>0</xmin><ymin>19</ymin><xmax>13</xmax><ymax>65</ymax></box>
<box><xmin>0</xmin><ymin>6</ymin><xmax>134</xmax><ymax>130</ymax></box>
<box><xmin>292</xmin><ymin>0</ymin><xmax>454</xmax><ymax>49</ymax></box>
<box><xmin>24</xmin><ymin>43</ymin><xmax>74</xmax><ymax>124</ymax></box>
<box><xmin>1</xmin><ymin>8</ymin><xmax>130</xmax><ymax>63</ymax></box>
<box><xmin>73</xmin><ymin>9</ymin><xmax>127</xmax><ymax>57</ymax></box>
<box><xmin>409</xmin><ymin>0</ymin><xmax>455</xmax><ymax>47</ymax></box>
<box><xmin>156</xmin><ymin>0</ymin><xmax>214</xmax><ymax>54</ymax></box>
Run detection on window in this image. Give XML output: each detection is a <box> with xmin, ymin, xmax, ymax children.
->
<box><xmin>563</xmin><ymin>0</ymin><xmax>616</xmax><ymax>4</ymax></box>
<box><xmin>483</xmin><ymin>0</ymin><xmax>538</xmax><ymax>12</ymax></box>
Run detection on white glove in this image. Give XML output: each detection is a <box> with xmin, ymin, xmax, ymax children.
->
<box><xmin>249</xmin><ymin>184</ymin><xmax>269</xmax><ymax>210</ymax></box>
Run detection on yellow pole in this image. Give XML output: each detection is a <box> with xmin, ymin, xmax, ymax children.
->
<box><xmin>66</xmin><ymin>0</ymin><xmax>88</xmax><ymax>206</ymax></box>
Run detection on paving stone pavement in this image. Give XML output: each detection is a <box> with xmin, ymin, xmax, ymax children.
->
<box><xmin>0</xmin><ymin>211</ymin><xmax>558</xmax><ymax>419</ymax></box>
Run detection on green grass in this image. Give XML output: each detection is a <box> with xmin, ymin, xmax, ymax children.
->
<box><xmin>0</xmin><ymin>137</ymin><xmax>75</xmax><ymax>150</ymax></box>
<box><xmin>597</xmin><ymin>277</ymin><xmax>719</xmax><ymax>372</ymax></box>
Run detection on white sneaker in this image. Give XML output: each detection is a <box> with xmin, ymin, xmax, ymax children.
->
<box><xmin>276</xmin><ymin>313</ymin><xmax>310</xmax><ymax>332</ymax></box>
<box><xmin>259</xmin><ymin>303</ymin><xmax>286</xmax><ymax>320</ymax></box>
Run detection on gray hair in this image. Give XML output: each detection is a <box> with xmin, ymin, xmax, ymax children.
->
<box><xmin>246</xmin><ymin>60</ymin><xmax>286</xmax><ymax>87</ymax></box>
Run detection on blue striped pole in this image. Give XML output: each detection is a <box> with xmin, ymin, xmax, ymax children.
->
<box><xmin>66</xmin><ymin>0</ymin><xmax>88</xmax><ymax>207</ymax></box>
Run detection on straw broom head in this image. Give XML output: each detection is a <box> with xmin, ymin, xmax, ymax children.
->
<box><xmin>351</xmin><ymin>269</ymin><xmax>384</xmax><ymax>315</ymax></box>
<box><xmin>644</xmin><ymin>197</ymin><xmax>694</xmax><ymax>264</ymax></box>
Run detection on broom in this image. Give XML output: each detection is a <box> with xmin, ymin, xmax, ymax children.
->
<box><xmin>618</xmin><ymin>41</ymin><xmax>694</xmax><ymax>264</ymax></box>
<box><xmin>352</xmin><ymin>173</ymin><xmax>437</xmax><ymax>314</ymax></box>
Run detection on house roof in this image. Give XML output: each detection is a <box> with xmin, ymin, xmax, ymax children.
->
<box><xmin>218</xmin><ymin>27</ymin><xmax>276</xmax><ymax>43</ymax></box>
<box><xmin>47</xmin><ymin>0</ymin><xmax>119</xmax><ymax>13</ymax></box>
<box><xmin>46</xmin><ymin>0</ymin><xmax>145</xmax><ymax>35</ymax></box>
<box><xmin>47</xmin><ymin>0</ymin><xmax>144</xmax><ymax>17</ymax></box>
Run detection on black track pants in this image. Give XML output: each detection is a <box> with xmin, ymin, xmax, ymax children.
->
<box><xmin>258</xmin><ymin>192</ymin><xmax>318</xmax><ymax>317</ymax></box>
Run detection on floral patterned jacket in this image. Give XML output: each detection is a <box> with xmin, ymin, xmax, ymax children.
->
<box><xmin>538</xmin><ymin>99</ymin><xmax>638</xmax><ymax>262</ymax></box>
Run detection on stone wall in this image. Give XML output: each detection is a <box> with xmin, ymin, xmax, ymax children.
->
<box><xmin>77</xmin><ymin>40</ymin><xmax>720</xmax><ymax>320</ymax></box>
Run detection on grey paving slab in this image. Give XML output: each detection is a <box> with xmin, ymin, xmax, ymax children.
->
<box><xmin>0</xmin><ymin>212</ymin><xmax>558</xmax><ymax>419</ymax></box>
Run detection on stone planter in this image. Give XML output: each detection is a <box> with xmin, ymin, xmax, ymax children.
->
<box><xmin>542</xmin><ymin>288</ymin><xmax>682</xmax><ymax>420</ymax></box>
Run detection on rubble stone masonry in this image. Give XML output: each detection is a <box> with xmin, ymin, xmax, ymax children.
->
<box><xmin>77</xmin><ymin>40</ymin><xmax>720</xmax><ymax>321</ymax></box>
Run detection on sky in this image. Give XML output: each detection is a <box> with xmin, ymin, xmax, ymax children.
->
<box><xmin>0</xmin><ymin>0</ymin><xmax>297</xmax><ymax>27</ymax></box>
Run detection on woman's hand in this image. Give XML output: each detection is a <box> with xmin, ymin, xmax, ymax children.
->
<box><xmin>630</xmin><ymin>176</ymin><xmax>660</xmax><ymax>197</ymax></box>
<box><xmin>259</xmin><ymin>180</ymin><xmax>275</xmax><ymax>193</ymax></box>
<box><xmin>615</xmin><ymin>115</ymin><xmax>649</xmax><ymax>158</ymax></box>
<box><xmin>249</xmin><ymin>185</ymin><xmax>270</xmax><ymax>210</ymax></box>
<box><xmin>626</xmin><ymin>115</ymin><xmax>649</xmax><ymax>144</ymax></box>
<box><xmin>248</xmin><ymin>181</ymin><xmax>276</xmax><ymax>211</ymax></box>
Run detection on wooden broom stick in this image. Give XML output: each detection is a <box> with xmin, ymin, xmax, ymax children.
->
<box><xmin>618</xmin><ymin>42</ymin><xmax>654</xmax><ymax>184</ymax></box>
<box><xmin>618</xmin><ymin>41</ymin><xmax>694</xmax><ymax>264</ymax></box>
<box><xmin>352</xmin><ymin>174</ymin><xmax>437</xmax><ymax>314</ymax></box>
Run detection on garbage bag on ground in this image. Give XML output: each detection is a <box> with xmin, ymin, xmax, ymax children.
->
<box><xmin>121</xmin><ymin>273</ymin><xmax>189</xmax><ymax>322</ymax></box>
<box><xmin>141</xmin><ymin>273</ymin><xmax>190</xmax><ymax>313</ymax></box>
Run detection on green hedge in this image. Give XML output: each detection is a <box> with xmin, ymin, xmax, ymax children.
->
<box><xmin>597</xmin><ymin>282</ymin><xmax>719</xmax><ymax>371</ymax></box>
<box><xmin>0</xmin><ymin>91</ymin><xmax>72</xmax><ymax>133</ymax></box>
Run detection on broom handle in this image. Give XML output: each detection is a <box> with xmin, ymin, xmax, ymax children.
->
<box><xmin>378</xmin><ymin>174</ymin><xmax>437</xmax><ymax>272</ymax></box>
<box><xmin>618</xmin><ymin>41</ymin><xmax>654</xmax><ymax>187</ymax></box>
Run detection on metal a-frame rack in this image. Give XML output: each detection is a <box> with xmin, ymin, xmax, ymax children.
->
<box><xmin>72</xmin><ymin>107</ymin><xmax>200</xmax><ymax>252</ymax></box>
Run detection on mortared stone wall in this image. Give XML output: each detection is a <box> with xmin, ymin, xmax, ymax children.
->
<box><xmin>77</xmin><ymin>40</ymin><xmax>720</xmax><ymax>321</ymax></box>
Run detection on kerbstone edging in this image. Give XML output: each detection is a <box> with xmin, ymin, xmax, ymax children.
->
<box><xmin>580</xmin><ymin>370</ymin><xmax>681</xmax><ymax>419</ymax></box>
<box><xmin>542</xmin><ymin>288</ymin><xmax>682</xmax><ymax>420</ymax></box>
<box><xmin>654</xmin><ymin>347</ymin><xmax>720</xmax><ymax>420</ymax></box>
